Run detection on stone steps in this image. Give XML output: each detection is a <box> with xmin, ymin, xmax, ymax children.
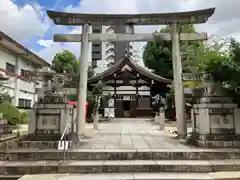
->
<box><xmin>17</xmin><ymin>141</ymin><xmax>59</xmax><ymax>149</ymax></box>
<box><xmin>5</xmin><ymin>173</ymin><xmax>222</xmax><ymax>180</ymax></box>
<box><xmin>3</xmin><ymin>172</ymin><xmax>240</xmax><ymax>180</ymax></box>
<box><xmin>1</xmin><ymin>149</ymin><xmax>240</xmax><ymax>161</ymax></box>
<box><xmin>1</xmin><ymin>160</ymin><xmax>240</xmax><ymax>175</ymax></box>
<box><xmin>0</xmin><ymin>175</ymin><xmax>21</xmax><ymax>180</ymax></box>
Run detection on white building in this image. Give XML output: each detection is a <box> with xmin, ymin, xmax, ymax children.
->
<box><xmin>89</xmin><ymin>25</ymin><xmax>137</xmax><ymax>74</ymax></box>
<box><xmin>0</xmin><ymin>31</ymin><xmax>50</xmax><ymax>108</ymax></box>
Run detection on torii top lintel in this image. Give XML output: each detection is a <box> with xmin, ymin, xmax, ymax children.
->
<box><xmin>46</xmin><ymin>8</ymin><xmax>215</xmax><ymax>26</ymax></box>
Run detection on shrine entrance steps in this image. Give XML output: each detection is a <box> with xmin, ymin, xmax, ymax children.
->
<box><xmin>0</xmin><ymin>120</ymin><xmax>240</xmax><ymax>179</ymax></box>
<box><xmin>1</xmin><ymin>149</ymin><xmax>240</xmax><ymax>179</ymax></box>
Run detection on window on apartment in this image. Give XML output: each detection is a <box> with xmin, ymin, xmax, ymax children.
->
<box><xmin>92</xmin><ymin>26</ymin><xmax>101</xmax><ymax>33</ymax></box>
<box><xmin>6</xmin><ymin>63</ymin><xmax>15</xmax><ymax>73</ymax></box>
<box><xmin>20</xmin><ymin>69</ymin><xmax>28</xmax><ymax>77</ymax></box>
<box><xmin>92</xmin><ymin>44</ymin><xmax>101</xmax><ymax>48</ymax></box>
<box><xmin>92</xmin><ymin>52</ymin><xmax>101</xmax><ymax>57</ymax></box>
<box><xmin>18</xmin><ymin>99</ymin><xmax>31</xmax><ymax>108</ymax></box>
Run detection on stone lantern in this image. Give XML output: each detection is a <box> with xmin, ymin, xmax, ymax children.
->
<box><xmin>192</xmin><ymin>74</ymin><xmax>240</xmax><ymax>148</ymax></box>
<box><xmin>24</xmin><ymin>67</ymin><xmax>77</xmax><ymax>148</ymax></box>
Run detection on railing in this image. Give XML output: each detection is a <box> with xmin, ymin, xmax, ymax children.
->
<box><xmin>57</xmin><ymin>120</ymin><xmax>73</xmax><ymax>162</ymax></box>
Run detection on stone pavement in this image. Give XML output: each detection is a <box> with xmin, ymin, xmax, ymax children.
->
<box><xmin>80</xmin><ymin>118</ymin><xmax>191</xmax><ymax>149</ymax></box>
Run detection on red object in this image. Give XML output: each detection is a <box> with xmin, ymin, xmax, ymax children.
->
<box><xmin>67</xmin><ymin>101</ymin><xmax>88</xmax><ymax>120</ymax></box>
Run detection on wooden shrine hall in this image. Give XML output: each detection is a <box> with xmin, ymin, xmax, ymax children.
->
<box><xmin>88</xmin><ymin>55</ymin><xmax>171</xmax><ymax>118</ymax></box>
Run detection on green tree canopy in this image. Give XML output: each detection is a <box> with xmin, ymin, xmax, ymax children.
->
<box><xmin>200</xmin><ymin>38</ymin><xmax>240</xmax><ymax>93</ymax></box>
<box><xmin>143</xmin><ymin>24</ymin><xmax>203</xmax><ymax>79</ymax></box>
<box><xmin>51</xmin><ymin>50</ymin><xmax>78</xmax><ymax>74</ymax></box>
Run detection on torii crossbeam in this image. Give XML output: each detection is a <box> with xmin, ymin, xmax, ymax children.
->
<box><xmin>54</xmin><ymin>32</ymin><xmax>208</xmax><ymax>42</ymax></box>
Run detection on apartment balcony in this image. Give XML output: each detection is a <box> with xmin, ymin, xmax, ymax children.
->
<box><xmin>105</xmin><ymin>50</ymin><xmax>115</xmax><ymax>59</ymax></box>
<box><xmin>106</xmin><ymin>57</ymin><xmax>114</xmax><ymax>64</ymax></box>
<box><xmin>107</xmin><ymin>61</ymin><xmax>115</xmax><ymax>67</ymax></box>
<box><xmin>128</xmin><ymin>42</ymin><xmax>134</xmax><ymax>49</ymax></box>
<box><xmin>106</xmin><ymin>26</ymin><xmax>115</xmax><ymax>34</ymax></box>
<box><xmin>106</xmin><ymin>55</ymin><xmax>115</xmax><ymax>62</ymax></box>
<box><xmin>106</xmin><ymin>42</ymin><xmax>114</xmax><ymax>51</ymax></box>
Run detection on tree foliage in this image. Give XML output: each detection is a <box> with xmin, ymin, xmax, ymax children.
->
<box><xmin>143</xmin><ymin>24</ymin><xmax>240</xmax><ymax>107</ymax></box>
<box><xmin>200</xmin><ymin>38</ymin><xmax>240</xmax><ymax>93</ymax></box>
<box><xmin>143</xmin><ymin>24</ymin><xmax>203</xmax><ymax>79</ymax></box>
<box><xmin>52</xmin><ymin>50</ymin><xmax>78</xmax><ymax>74</ymax></box>
<box><xmin>51</xmin><ymin>50</ymin><xmax>100</xmax><ymax>118</ymax></box>
<box><xmin>0</xmin><ymin>103</ymin><xmax>21</xmax><ymax>125</ymax></box>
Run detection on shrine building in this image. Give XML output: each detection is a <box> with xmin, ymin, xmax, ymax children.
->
<box><xmin>88</xmin><ymin>55</ymin><xmax>171</xmax><ymax>118</ymax></box>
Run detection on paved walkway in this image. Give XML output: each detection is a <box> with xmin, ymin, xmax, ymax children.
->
<box><xmin>80</xmin><ymin>118</ymin><xmax>191</xmax><ymax>150</ymax></box>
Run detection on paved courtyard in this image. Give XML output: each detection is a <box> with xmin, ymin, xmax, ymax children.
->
<box><xmin>80</xmin><ymin>118</ymin><xmax>192</xmax><ymax>149</ymax></box>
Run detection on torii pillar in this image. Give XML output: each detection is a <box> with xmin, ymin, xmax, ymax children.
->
<box><xmin>77</xmin><ymin>23</ymin><xmax>90</xmax><ymax>136</ymax></box>
<box><xmin>171</xmin><ymin>22</ymin><xmax>187</xmax><ymax>140</ymax></box>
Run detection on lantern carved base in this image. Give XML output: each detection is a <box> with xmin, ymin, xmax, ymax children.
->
<box><xmin>192</xmin><ymin>102</ymin><xmax>240</xmax><ymax>148</ymax></box>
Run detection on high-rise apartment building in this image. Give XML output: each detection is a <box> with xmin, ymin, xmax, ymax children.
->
<box><xmin>89</xmin><ymin>25</ymin><xmax>137</xmax><ymax>74</ymax></box>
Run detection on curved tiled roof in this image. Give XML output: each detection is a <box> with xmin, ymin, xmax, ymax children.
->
<box><xmin>88</xmin><ymin>56</ymin><xmax>171</xmax><ymax>84</ymax></box>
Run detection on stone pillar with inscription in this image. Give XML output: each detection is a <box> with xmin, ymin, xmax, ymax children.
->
<box><xmin>192</xmin><ymin>81</ymin><xmax>240</xmax><ymax>148</ymax></box>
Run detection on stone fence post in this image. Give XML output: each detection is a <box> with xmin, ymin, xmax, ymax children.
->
<box><xmin>154</xmin><ymin>111</ymin><xmax>159</xmax><ymax>124</ymax></box>
<box><xmin>93</xmin><ymin>113</ymin><xmax>99</xmax><ymax>130</ymax></box>
<box><xmin>159</xmin><ymin>107</ymin><xmax>165</xmax><ymax>130</ymax></box>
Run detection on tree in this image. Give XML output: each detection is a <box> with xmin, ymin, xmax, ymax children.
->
<box><xmin>143</xmin><ymin>36</ymin><xmax>173</xmax><ymax>79</ymax></box>
<box><xmin>143</xmin><ymin>24</ymin><xmax>203</xmax><ymax>79</ymax></box>
<box><xmin>52</xmin><ymin>50</ymin><xmax>78</xmax><ymax>74</ymax></box>
<box><xmin>201</xmin><ymin>38</ymin><xmax>240</xmax><ymax>92</ymax></box>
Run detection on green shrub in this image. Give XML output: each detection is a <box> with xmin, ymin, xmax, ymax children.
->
<box><xmin>0</xmin><ymin>103</ymin><xmax>21</xmax><ymax>125</ymax></box>
<box><xmin>20</xmin><ymin>111</ymin><xmax>29</xmax><ymax>124</ymax></box>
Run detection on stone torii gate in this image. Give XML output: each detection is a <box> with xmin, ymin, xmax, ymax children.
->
<box><xmin>46</xmin><ymin>8</ymin><xmax>215</xmax><ymax>142</ymax></box>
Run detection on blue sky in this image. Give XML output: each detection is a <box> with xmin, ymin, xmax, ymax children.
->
<box><xmin>14</xmin><ymin>0</ymin><xmax>79</xmax><ymax>53</ymax></box>
<box><xmin>14</xmin><ymin>0</ymin><xmax>80</xmax><ymax>10</ymax></box>
<box><xmin>0</xmin><ymin>0</ymin><xmax>239</xmax><ymax>63</ymax></box>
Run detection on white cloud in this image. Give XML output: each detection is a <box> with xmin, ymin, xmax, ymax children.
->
<box><xmin>0</xmin><ymin>0</ymin><xmax>49</xmax><ymax>41</ymax></box>
<box><xmin>3</xmin><ymin>0</ymin><xmax>239</xmax><ymax>64</ymax></box>
<box><xmin>39</xmin><ymin>27</ymin><xmax>82</xmax><ymax>62</ymax></box>
<box><xmin>37</xmin><ymin>40</ymin><xmax>53</xmax><ymax>48</ymax></box>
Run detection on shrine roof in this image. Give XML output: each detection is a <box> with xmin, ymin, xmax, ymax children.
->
<box><xmin>88</xmin><ymin>56</ymin><xmax>171</xmax><ymax>84</ymax></box>
<box><xmin>47</xmin><ymin>8</ymin><xmax>215</xmax><ymax>26</ymax></box>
